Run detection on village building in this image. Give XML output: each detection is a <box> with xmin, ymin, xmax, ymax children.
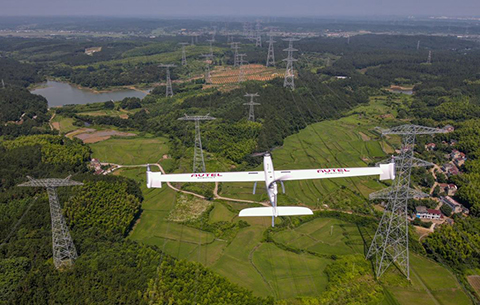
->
<box><xmin>444</xmin><ymin>125</ymin><xmax>455</xmax><ymax>133</ymax></box>
<box><xmin>89</xmin><ymin>158</ymin><xmax>104</xmax><ymax>175</ymax></box>
<box><xmin>438</xmin><ymin>183</ymin><xmax>458</xmax><ymax>196</ymax></box>
<box><xmin>425</xmin><ymin>143</ymin><xmax>436</xmax><ymax>151</ymax></box>
<box><xmin>442</xmin><ymin>163</ymin><xmax>460</xmax><ymax>176</ymax></box>
<box><xmin>415</xmin><ymin>206</ymin><xmax>442</xmax><ymax>220</ymax></box>
<box><xmin>450</xmin><ymin>149</ymin><xmax>467</xmax><ymax>167</ymax></box>
<box><xmin>441</xmin><ymin>196</ymin><xmax>469</xmax><ymax>214</ymax></box>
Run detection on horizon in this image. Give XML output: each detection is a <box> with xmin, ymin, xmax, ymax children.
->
<box><xmin>2</xmin><ymin>0</ymin><xmax>480</xmax><ymax>18</ymax></box>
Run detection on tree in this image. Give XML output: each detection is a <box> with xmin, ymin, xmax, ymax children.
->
<box><xmin>104</xmin><ymin>101</ymin><xmax>115</xmax><ymax>109</ymax></box>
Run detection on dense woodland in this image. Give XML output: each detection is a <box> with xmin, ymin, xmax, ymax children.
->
<box><xmin>1</xmin><ymin>24</ymin><xmax>480</xmax><ymax>304</ymax></box>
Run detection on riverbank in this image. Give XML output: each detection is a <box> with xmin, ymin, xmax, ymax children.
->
<box><xmin>30</xmin><ymin>78</ymin><xmax>152</xmax><ymax>94</ymax></box>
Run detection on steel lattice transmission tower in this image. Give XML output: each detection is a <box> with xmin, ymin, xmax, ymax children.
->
<box><xmin>18</xmin><ymin>176</ymin><xmax>83</xmax><ymax>269</ymax></box>
<box><xmin>159</xmin><ymin>64</ymin><xmax>176</xmax><ymax>97</ymax></box>
<box><xmin>230</xmin><ymin>42</ymin><xmax>240</xmax><ymax>67</ymax></box>
<box><xmin>237</xmin><ymin>53</ymin><xmax>247</xmax><ymax>83</ymax></box>
<box><xmin>243</xmin><ymin>93</ymin><xmax>260</xmax><ymax>122</ymax></box>
<box><xmin>206</xmin><ymin>39</ymin><xmax>215</xmax><ymax>58</ymax></box>
<box><xmin>179</xmin><ymin>42</ymin><xmax>189</xmax><ymax>66</ymax></box>
<box><xmin>283</xmin><ymin>38</ymin><xmax>299</xmax><ymax>90</ymax></box>
<box><xmin>427</xmin><ymin>51</ymin><xmax>432</xmax><ymax>64</ymax></box>
<box><xmin>201</xmin><ymin>54</ymin><xmax>214</xmax><ymax>84</ymax></box>
<box><xmin>266</xmin><ymin>35</ymin><xmax>276</xmax><ymax>67</ymax></box>
<box><xmin>367</xmin><ymin>124</ymin><xmax>447</xmax><ymax>280</ymax></box>
<box><xmin>178</xmin><ymin>114</ymin><xmax>216</xmax><ymax>173</ymax></box>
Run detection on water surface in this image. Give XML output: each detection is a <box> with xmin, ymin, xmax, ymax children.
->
<box><xmin>32</xmin><ymin>81</ymin><xmax>148</xmax><ymax>107</ymax></box>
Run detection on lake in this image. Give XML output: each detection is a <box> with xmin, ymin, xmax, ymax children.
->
<box><xmin>31</xmin><ymin>81</ymin><xmax>149</xmax><ymax>107</ymax></box>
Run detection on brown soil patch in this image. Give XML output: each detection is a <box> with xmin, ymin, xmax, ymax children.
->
<box><xmin>73</xmin><ymin>130</ymin><xmax>136</xmax><ymax>144</ymax></box>
<box><xmin>51</xmin><ymin>122</ymin><xmax>60</xmax><ymax>130</ymax></box>
<box><xmin>209</xmin><ymin>64</ymin><xmax>283</xmax><ymax>85</ymax></box>
<box><xmin>359</xmin><ymin>132</ymin><xmax>371</xmax><ymax>141</ymax></box>
<box><xmin>467</xmin><ymin>275</ymin><xmax>480</xmax><ymax>296</ymax></box>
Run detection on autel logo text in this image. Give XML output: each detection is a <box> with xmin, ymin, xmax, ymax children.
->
<box><xmin>317</xmin><ymin>169</ymin><xmax>350</xmax><ymax>174</ymax></box>
<box><xmin>191</xmin><ymin>173</ymin><xmax>223</xmax><ymax>178</ymax></box>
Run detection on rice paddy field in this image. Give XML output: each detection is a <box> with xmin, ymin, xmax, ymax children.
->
<box><xmin>90</xmin><ymin>135</ymin><xmax>169</xmax><ymax>164</ymax></box>
<box><xmin>93</xmin><ymin>97</ymin><xmax>472</xmax><ymax>304</ymax></box>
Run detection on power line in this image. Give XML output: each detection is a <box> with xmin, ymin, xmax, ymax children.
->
<box><xmin>237</xmin><ymin>53</ymin><xmax>247</xmax><ymax>83</ymax></box>
<box><xmin>18</xmin><ymin>176</ymin><xmax>83</xmax><ymax>269</ymax></box>
<box><xmin>179</xmin><ymin>42</ymin><xmax>189</xmax><ymax>66</ymax></box>
<box><xmin>266</xmin><ymin>35</ymin><xmax>276</xmax><ymax>67</ymax></box>
<box><xmin>283</xmin><ymin>38</ymin><xmax>299</xmax><ymax>90</ymax></box>
<box><xmin>230</xmin><ymin>42</ymin><xmax>240</xmax><ymax>67</ymax></box>
<box><xmin>255</xmin><ymin>21</ymin><xmax>262</xmax><ymax>48</ymax></box>
<box><xmin>367</xmin><ymin>124</ymin><xmax>448</xmax><ymax>280</ymax></box>
<box><xmin>178</xmin><ymin>114</ymin><xmax>216</xmax><ymax>173</ymax></box>
<box><xmin>159</xmin><ymin>64</ymin><xmax>176</xmax><ymax>97</ymax></box>
<box><xmin>243</xmin><ymin>93</ymin><xmax>260</xmax><ymax>122</ymax></box>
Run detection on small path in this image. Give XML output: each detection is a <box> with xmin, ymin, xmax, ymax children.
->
<box><xmin>49</xmin><ymin>111</ymin><xmax>56</xmax><ymax>131</ymax></box>
<box><xmin>248</xmin><ymin>242</ymin><xmax>275</xmax><ymax>295</ymax></box>
<box><xmin>429</xmin><ymin>164</ymin><xmax>442</xmax><ymax>195</ymax></box>
<box><xmin>411</xmin><ymin>267</ymin><xmax>442</xmax><ymax>305</ymax></box>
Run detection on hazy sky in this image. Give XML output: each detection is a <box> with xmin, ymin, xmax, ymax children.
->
<box><xmin>2</xmin><ymin>0</ymin><xmax>480</xmax><ymax>17</ymax></box>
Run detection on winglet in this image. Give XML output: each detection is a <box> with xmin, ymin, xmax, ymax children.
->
<box><xmin>379</xmin><ymin>161</ymin><xmax>395</xmax><ymax>181</ymax></box>
<box><xmin>146</xmin><ymin>165</ymin><xmax>162</xmax><ymax>188</ymax></box>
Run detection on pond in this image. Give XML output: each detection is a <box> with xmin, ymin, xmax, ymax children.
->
<box><xmin>31</xmin><ymin>81</ymin><xmax>149</xmax><ymax>107</ymax></box>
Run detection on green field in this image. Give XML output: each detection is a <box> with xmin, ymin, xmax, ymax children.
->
<box><xmin>79</xmin><ymin>108</ymin><xmax>141</xmax><ymax>118</ymax></box>
<box><xmin>51</xmin><ymin>114</ymin><xmax>78</xmax><ymax>133</ymax></box>
<box><xmin>385</xmin><ymin>254</ymin><xmax>472</xmax><ymax>305</ymax></box>
<box><xmin>90</xmin><ymin>135</ymin><xmax>169</xmax><ymax>164</ymax></box>
<box><xmin>110</xmin><ymin>97</ymin><xmax>471</xmax><ymax>304</ymax></box>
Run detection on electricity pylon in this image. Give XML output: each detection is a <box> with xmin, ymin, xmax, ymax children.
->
<box><xmin>237</xmin><ymin>53</ymin><xmax>247</xmax><ymax>83</ymax></box>
<box><xmin>243</xmin><ymin>93</ymin><xmax>260</xmax><ymax>122</ymax></box>
<box><xmin>18</xmin><ymin>176</ymin><xmax>83</xmax><ymax>269</ymax></box>
<box><xmin>283</xmin><ymin>38</ymin><xmax>299</xmax><ymax>90</ymax></box>
<box><xmin>206</xmin><ymin>39</ymin><xmax>214</xmax><ymax>58</ymax></box>
<box><xmin>416</xmin><ymin>40</ymin><xmax>420</xmax><ymax>51</ymax></box>
<box><xmin>191</xmin><ymin>34</ymin><xmax>199</xmax><ymax>45</ymax></box>
<box><xmin>266</xmin><ymin>35</ymin><xmax>276</xmax><ymax>67</ymax></box>
<box><xmin>159</xmin><ymin>64</ymin><xmax>176</xmax><ymax>97</ymax></box>
<box><xmin>179</xmin><ymin>42</ymin><xmax>189</xmax><ymax>66</ymax></box>
<box><xmin>255</xmin><ymin>34</ymin><xmax>262</xmax><ymax>47</ymax></box>
<box><xmin>367</xmin><ymin>124</ymin><xmax>447</xmax><ymax>280</ymax></box>
<box><xmin>1</xmin><ymin>79</ymin><xmax>5</xmax><ymax>89</ymax></box>
<box><xmin>201</xmin><ymin>54</ymin><xmax>214</xmax><ymax>84</ymax></box>
<box><xmin>427</xmin><ymin>51</ymin><xmax>432</xmax><ymax>64</ymax></box>
<box><xmin>230</xmin><ymin>42</ymin><xmax>240</xmax><ymax>67</ymax></box>
<box><xmin>178</xmin><ymin>114</ymin><xmax>216</xmax><ymax>173</ymax></box>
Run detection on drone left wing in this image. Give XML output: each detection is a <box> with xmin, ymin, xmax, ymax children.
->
<box><xmin>147</xmin><ymin>170</ymin><xmax>265</xmax><ymax>188</ymax></box>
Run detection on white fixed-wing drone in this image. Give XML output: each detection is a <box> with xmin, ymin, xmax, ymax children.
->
<box><xmin>147</xmin><ymin>153</ymin><xmax>395</xmax><ymax>226</ymax></box>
